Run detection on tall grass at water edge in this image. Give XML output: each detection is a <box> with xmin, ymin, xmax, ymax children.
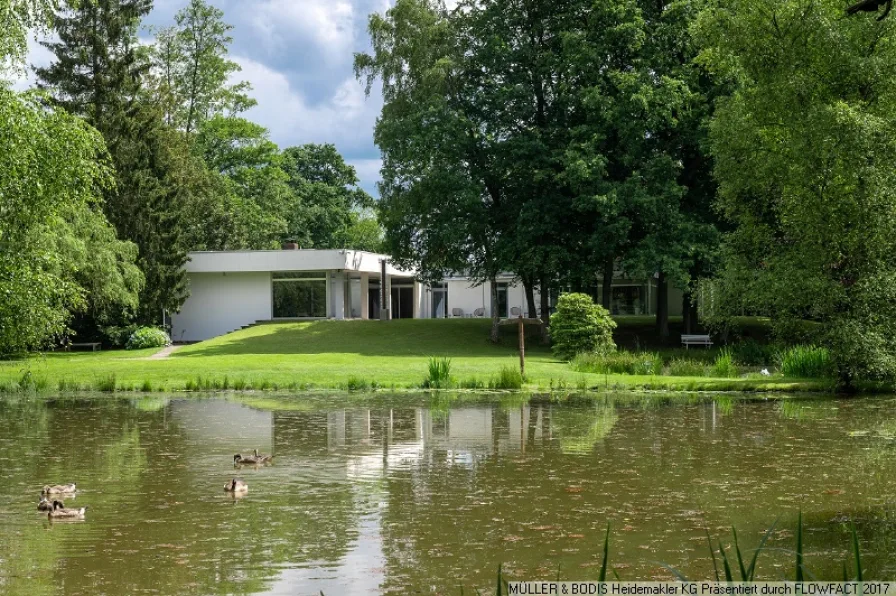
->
<box><xmin>424</xmin><ymin>357</ymin><xmax>452</xmax><ymax>389</ymax></box>
<box><xmin>779</xmin><ymin>345</ymin><xmax>832</xmax><ymax>378</ymax></box>
<box><xmin>571</xmin><ymin>351</ymin><xmax>664</xmax><ymax>376</ymax></box>
<box><xmin>712</xmin><ymin>348</ymin><xmax>739</xmax><ymax>378</ymax></box>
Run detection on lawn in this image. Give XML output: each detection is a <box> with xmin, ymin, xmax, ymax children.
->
<box><xmin>0</xmin><ymin>319</ymin><xmax>826</xmax><ymax>393</ymax></box>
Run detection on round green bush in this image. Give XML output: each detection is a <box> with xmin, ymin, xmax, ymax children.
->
<box><xmin>126</xmin><ymin>327</ymin><xmax>171</xmax><ymax>350</ymax></box>
<box><xmin>550</xmin><ymin>293</ymin><xmax>616</xmax><ymax>361</ymax></box>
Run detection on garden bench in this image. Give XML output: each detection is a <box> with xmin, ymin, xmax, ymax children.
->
<box><xmin>68</xmin><ymin>342</ymin><xmax>101</xmax><ymax>352</ymax></box>
<box><xmin>680</xmin><ymin>334</ymin><xmax>712</xmax><ymax>349</ymax></box>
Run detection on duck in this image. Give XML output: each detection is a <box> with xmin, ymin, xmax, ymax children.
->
<box><xmin>37</xmin><ymin>497</ymin><xmax>54</xmax><ymax>512</ymax></box>
<box><xmin>233</xmin><ymin>449</ymin><xmax>273</xmax><ymax>465</ymax></box>
<box><xmin>42</xmin><ymin>483</ymin><xmax>76</xmax><ymax>495</ymax></box>
<box><xmin>252</xmin><ymin>449</ymin><xmax>274</xmax><ymax>463</ymax></box>
<box><xmin>223</xmin><ymin>478</ymin><xmax>248</xmax><ymax>493</ymax></box>
<box><xmin>47</xmin><ymin>500</ymin><xmax>87</xmax><ymax>519</ymax></box>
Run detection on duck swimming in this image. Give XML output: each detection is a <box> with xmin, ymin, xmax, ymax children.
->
<box><xmin>42</xmin><ymin>483</ymin><xmax>76</xmax><ymax>495</ymax></box>
<box><xmin>233</xmin><ymin>449</ymin><xmax>273</xmax><ymax>465</ymax></box>
<box><xmin>37</xmin><ymin>497</ymin><xmax>54</xmax><ymax>512</ymax></box>
<box><xmin>224</xmin><ymin>478</ymin><xmax>248</xmax><ymax>493</ymax></box>
<box><xmin>47</xmin><ymin>500</ymin><xmax>87</xmax><ymax>519</ymax></box>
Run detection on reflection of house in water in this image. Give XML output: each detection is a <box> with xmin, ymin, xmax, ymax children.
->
<box><xmin>268</xmin><ymin>406</ymin><xmax>551</xmax><ymax>477</ymax></box>
<box><xmin>168</xmin><ymin>399</ymin><xmax>272</xmax><ymax>449</ymax></box>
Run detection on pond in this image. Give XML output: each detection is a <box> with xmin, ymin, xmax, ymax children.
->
<box><xmin>0</xmin><ymin>393</ymin><xmax>895</xmax><ymax>594</ymax></box>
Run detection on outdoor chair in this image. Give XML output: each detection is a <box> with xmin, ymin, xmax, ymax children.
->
<box><xmin>473</xmin><ymin>307</ymin><xmax>485</xmax><ymax>317</ymax></box>
<box><xmin>452</xmin><ymin>308</ymin><xmax>464</xmax><ymax>317</ymax></box>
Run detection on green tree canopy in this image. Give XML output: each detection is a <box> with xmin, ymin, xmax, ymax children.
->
<box><xmin>697</xmin><ymin>0</ymin><xmax>896</xmax><ymax>385</ymax></box>
<box><xmin>0</xmin><ymin>88</ymin><xmax>141</xmax><ymax>354</ymax></box>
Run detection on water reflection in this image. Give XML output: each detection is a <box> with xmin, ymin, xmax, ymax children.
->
<box><xmin>0</xmin><ymin>394</ymin><xmax>894</xmax><ymax>595</ymax></box>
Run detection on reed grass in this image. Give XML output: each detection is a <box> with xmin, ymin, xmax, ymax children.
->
<box><xmin>489</xmin><ymin>365</ymin><xmax>523</xmax><ymax>389</ymax></box>
<box><xmin>780</xmin><ymin>345</ymin><xmax>832</xmax><ymax>378</ymax></box>
<box><xmin>667</xmin><ymin>358</ymin><xmax>707</xmax><ymax>377</ymax></box>
<box><xmin>95</xmin><ymin>374</ymin><xmax>117</xmax><ymax>392</ymax></box>
<box><xmin>571</xmin><ymin>351</ymin><xmax>663</xmax><ymax>376</ymax></box>
<box><xmin>424</xmin><ymin>357</ymin><xmax>453</xmax><ymax>389</ymax></box>
<box><xmin>712</xmin><ymin>348</ymin><xmax>739</xmax><ymax>378</ymax></box>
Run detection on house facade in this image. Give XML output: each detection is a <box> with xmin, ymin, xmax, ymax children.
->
<box><xmin>171</xmin><ymin>247</ymin><xmax>684</xmax><ymax>341</ymax></box>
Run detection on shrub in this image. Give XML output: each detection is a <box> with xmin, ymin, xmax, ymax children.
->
<box><xmin>101</xmin><ymin>324</ymin><xmax>140</xmax><ymax>348</ymax></box>
<box><xmin>779</xmin><ymin>345</ymin><xmax>832</xmax><ymax>378</ymax></box>
<box><xmin>730</xmin><ymin>339</ymin><xmax>775</xmax><ymax>366</ymax></box>
<box><xmin>571</xmin><ymin>351</ymin><xmax>662</xmax><ymax>375</ymax></box>
<box><xmin>666</xmin><ymin>358</ymin><xmax>707</xmax><ymax>377</ymax></box>
<box><xmin>424</xmin><ymin>356</ymin><xmax>452</xmax><ymax>389</ymax></box>
<box><xmin>126</xmin><ymin>327</ymin><xmax>171</xmax><ymax>350</ymax></box>
<box><xmin>490</xmin><ymin>365</ymin><xmax>523</xmax><ymax>389</ymax></box>
<box><xmin>550</xmin><ymin>293</ymin><xmax>616</xmax><ymax>360</ymax></box>
<box><xmin>713</xmin><ymin>348</ymin><xmax>739</xmax><ymax>378</ymax></box>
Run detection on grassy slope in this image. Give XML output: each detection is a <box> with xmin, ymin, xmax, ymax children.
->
<box><xmin>0</xmin><ymin>319</ymin><xmax>824</xmax><ymax>392</ymax></box>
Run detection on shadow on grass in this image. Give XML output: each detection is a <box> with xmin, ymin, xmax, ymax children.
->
<box><xmin>172</xmin><ymin>319</ymin><xmax>555</xmax><ymax>359</ymax></box>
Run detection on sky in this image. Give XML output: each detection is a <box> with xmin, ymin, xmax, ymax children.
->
<box><xmin>16</xmin><ymin>0</ymin><xmax>397</xmax><ymax>198</ymax></box>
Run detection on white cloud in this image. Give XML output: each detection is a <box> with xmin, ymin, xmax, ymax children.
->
<box><xmin>242</xmin><ymin>0</ymin><xmax>356</xmax><ymax>63</ymax></box>
<box><xmin>233</xmin><ymin>54</ymin><xmax>383</xmax><ymax>193</ymax></box>
<box><xmin>6</xmin><ymin>35</ymin><xmax>54</xmax><ymax>91</ymax></box>
<box><xmin>348</xmin><ymin>157</ymin><xmax>383</xmax><ymax>185</ymax></box>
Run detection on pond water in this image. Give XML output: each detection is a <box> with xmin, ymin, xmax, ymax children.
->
<box><xmin>1</xmin><ymin>393</ymin><xmax>895</xmax><ymax>594</ymax></box>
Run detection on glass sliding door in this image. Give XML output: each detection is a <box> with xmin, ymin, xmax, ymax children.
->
<box><xmin>431</xmin><ymin>283</ymin><xmax>447</xmax><ymax>318</ymax></box>
<box><xmin>272</xmin><ymin>272</ymin><xmax>328</xmax><ymax>318</ymax></box>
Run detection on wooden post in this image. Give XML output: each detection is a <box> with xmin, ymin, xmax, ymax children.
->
<box><xmin>518</xmin><ymin>314</ymin><xmax>525</xmax><ymax>378</ymax></box>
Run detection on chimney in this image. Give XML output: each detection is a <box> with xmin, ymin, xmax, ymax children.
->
<box><xmin>281</xmin><ymin>242</ymin><xmax>300</xmax><ymax>250</ymax></box>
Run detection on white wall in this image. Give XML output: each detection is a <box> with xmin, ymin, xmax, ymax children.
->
<box><xmin>447</xmin><ymin>280</ymin><xmax>489</xmax><ymax>317</ymax></box>
<box><xmin>171</xmin><ymin>272</ymin><xmax>272</xmax><ymax>342</ymax></box>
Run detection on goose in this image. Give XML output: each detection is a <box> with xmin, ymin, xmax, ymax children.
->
<box><xmin>42</xmin><ymin>483</ymin><xmax>76</xmax><ymax>495</ymax></box>
<box><xmin>224</xmin><ymin>478</ymin><xmax>248</xmax><ymax>493</ymax></box>
<box><xmin>47</xmin><ymin>500</ymin><xmax>87</xmax><ymax>519</ymax></box>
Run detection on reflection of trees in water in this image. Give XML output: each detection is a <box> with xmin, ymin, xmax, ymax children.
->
<box><xmin>550</xmin><ymin>399</ymin><xmax>618</xmax><ymax>455</ymax></box>
<box><xmin>0</xmin><ymin>399</ymin><xmax>365</xmax><ymax>596</ymax></box>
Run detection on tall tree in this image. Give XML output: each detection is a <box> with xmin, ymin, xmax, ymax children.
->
<box><xmin>357</xmin><ymin>0</ymin><xmax>530</xmax><ymax>341</ymax></box>
<box><xmin>150</xmin><ymin>0</ymin><xmax>255</xmax><ymax>133</ymax></box>
<box><xmin>697</xmin><ymin>0</ymin><xmax>896</xmax><ymax>386</ymax></box>
<box><xmin>281</xmin><ymin>144</ymin><xmax>376</xmax><ymax>250</ymax></box>
<box><xmin>35</xmin><ymin>0</ymin><xmax>199</xmax><ymax>324</ymax></box>
<box><xmin>0</xmin><ymin>87</ymin><xmax>141</xmax><ymax>354</ymax></box>
<box><xmin>194</xmin><ymin>115</ymin><xmax>291</xmax><ymax>249</ymax></box>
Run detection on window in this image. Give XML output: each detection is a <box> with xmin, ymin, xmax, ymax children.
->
<box><xmin>273</xmin><ymin>272</ymin><xmax>327</xmax><ymax>318</ymax></box>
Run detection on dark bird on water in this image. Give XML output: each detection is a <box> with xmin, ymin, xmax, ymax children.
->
<box><xmin>846</xmin><ymin>0</ymin><xmax>893</xmax><ymax>21</ymax></box>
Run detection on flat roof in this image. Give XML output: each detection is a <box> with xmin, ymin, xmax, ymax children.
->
<box><xmin>185</xmin><ymin>249</ymin><xmax>415</xmax><ymax>277</ymax></box>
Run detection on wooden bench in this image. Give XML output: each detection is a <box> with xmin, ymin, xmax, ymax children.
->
<box><xmin>67</xmin><ymin>342</ymin><xmax>101</xmax><ymax>352</ymax></box>
<box><xmin>681</xmin><ymin>334</ymin><xmax>713</xmax><ymax>349</ymax></box>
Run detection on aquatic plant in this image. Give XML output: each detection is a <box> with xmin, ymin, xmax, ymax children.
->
<box><xmin>424</xmin><ymin>356</ymin><xmax>452</xmax><ymax>389</ymax></box>
<box><xmin>712</xmin><ymin>348</ymin><xmax>739</xmax><ymax>378</ymax></box>
<box><xmin>489</xmin><ymin>365</ymin><xmax>523</xmax><ymax>390</ymax></box>
<box><xmin>779</xmin><ymin>345</ymin><xmax>832</xmax><ymax>378</ymax></box>
<box><xmin>666</xmin><ymin>358</ymin><xmax>707</xmax><ymax>377</ymax></box>
<box><xmin>571</xmin><ymin>351</ymin><xmax>663</xmax><ymax>376</ymax></box>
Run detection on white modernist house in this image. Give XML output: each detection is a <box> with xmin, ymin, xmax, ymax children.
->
<box><xmin>171</xmin><ymin>247</ymin><xmax>685</xmax><ymax>341</ymax></box>
<box><xmin>170</xmin><ymin>249</ymin><xmax>424</xmax><ymax>342</ymax></box>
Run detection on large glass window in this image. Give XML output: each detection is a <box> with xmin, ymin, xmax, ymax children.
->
<box><xmin>273</xmin><ymin>272</ymin><xmax>327</xmax><ymax>318</ymax></box>
<box><xmin>610</xmin><ymin>285</ymin><xmax>646</xmax><ymax>315</ymax></box>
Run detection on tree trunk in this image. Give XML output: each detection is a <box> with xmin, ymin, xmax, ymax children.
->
<box><xmin>682</xmin><ymin>289</ymin><xmax>699</xmax><ymax>333</ymax></box>
<box><xmin>490</xmin><ymin>275</ymin><xmax>500</xmax><ymax>343</ymax></box>
<box><xmin>656</xmin><ymin>271</ymin><xmax>669</xmax><ymax>339</ymax></box>
<box><xmin>601</xmin><ymin>256</ymin><xmax>614</xmax><ymax>311</ymax></box>
<box><xmin>523</xmin><ymin>275</ymin><xmax>537</xmax><ymax>319</ymax></box>
<box><xmin>539</xmin><ymin>274</ymin><xmax>551</xmax><ymax>344</ymax></box>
